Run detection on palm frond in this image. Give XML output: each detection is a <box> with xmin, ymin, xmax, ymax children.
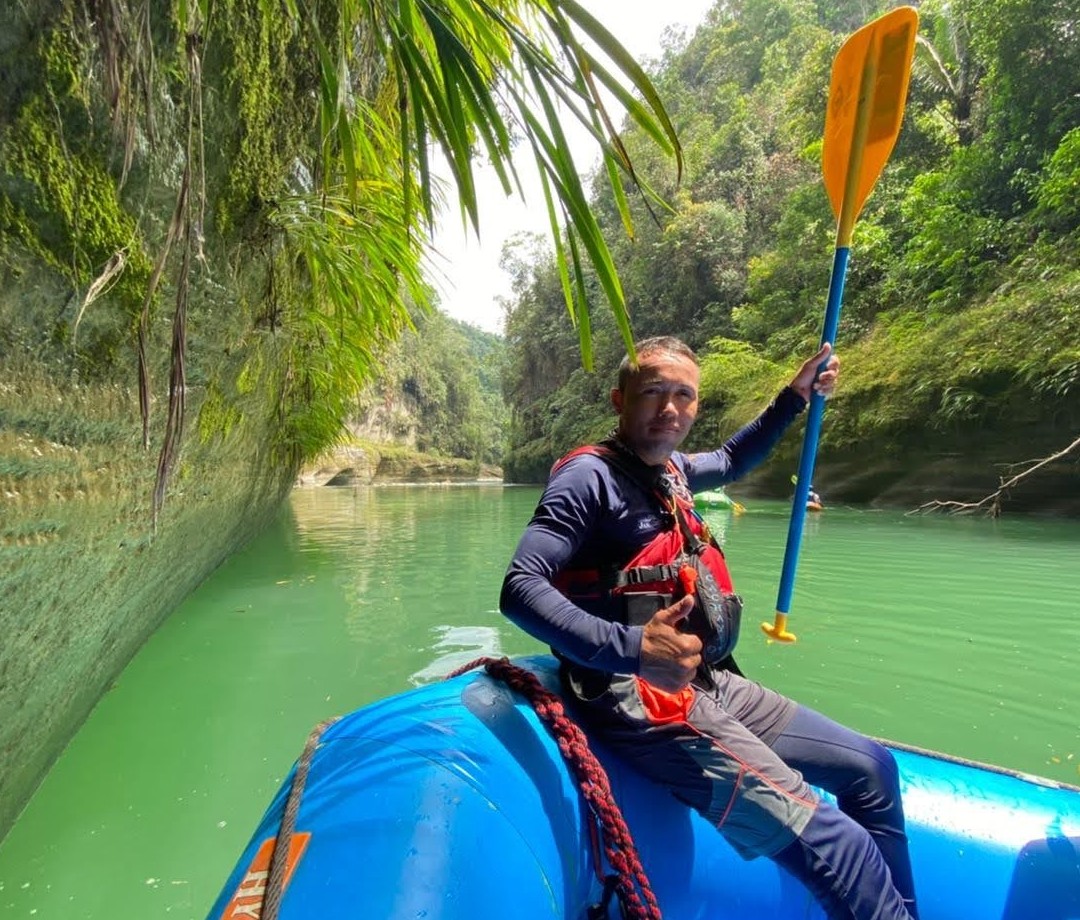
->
<box><xmin>298</xmin><ymin>0</ymin><xmax>681</xmax><ymax>360</ymax></box>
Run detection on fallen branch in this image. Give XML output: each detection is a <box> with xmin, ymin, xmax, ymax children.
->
<box><xmin>912</xmin><ymin>433</ymin><xmax>1080</xmax><ymax>517</ymax></box>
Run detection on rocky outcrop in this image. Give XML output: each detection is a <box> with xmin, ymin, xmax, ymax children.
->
<box><xmin>297</xmin><ymin>446</ymin><xmax>380</xmax><ymax>486</ymax></box>
<box><xmin>297</xmin><ymin>443</ymin><xmax>502</xmax><ymax>486</ymax></box>
<box><xmin>730</xmin><ymin>414</ymin><xmax>1080</xmax><ymax>516</ymax></box>
<box><xmin>345</xmin><ymin>393</ymin><xmax>422</xmax><ymax>449</ymax></box>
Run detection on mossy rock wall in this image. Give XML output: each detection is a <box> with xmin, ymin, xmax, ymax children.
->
<box><xmin>725</xmin><ymin>400</ymin><xmax>1080</xmax><ymax>515</ymax></box>
<box><xmin>0</xmin><ymin>362</ymin><xmax>295</xmax><ymax>840</ymax></box>
<box><xmin>0</xmin><ymin>0</ymin><xmax>306</xmax><ymax>840</ymax></box>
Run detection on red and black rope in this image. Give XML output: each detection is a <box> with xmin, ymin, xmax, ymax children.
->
<box><xmin>447</xmin><ymin>657</ymin><xmax>662</xmax><ymax>920</ymax></box>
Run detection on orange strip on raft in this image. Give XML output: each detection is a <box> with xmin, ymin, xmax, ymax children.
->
<box><xmin>219</xmin><ymin>832</ymin><xmax>311</xmax><ymax>919</ymax></box>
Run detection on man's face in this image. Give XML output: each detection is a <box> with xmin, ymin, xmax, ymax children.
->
<box><xmin>611</xmin><ymin>351</ymin><xmax>699</xmax><ymax>465</ymax></box>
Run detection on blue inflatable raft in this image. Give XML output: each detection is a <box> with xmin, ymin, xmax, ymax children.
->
<box><xmin>208</xmin><ymin>656</ymin><xmax>1080</xmax><ymax>919</ymax></box>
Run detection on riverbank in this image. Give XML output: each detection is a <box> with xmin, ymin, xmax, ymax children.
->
<box><xmin>728</xmin><ymin>417</ymin><xmax>1080</xmax><ymax>518</ymax></box>
<box><xmin>296</xmin><ymin>440</ymin><xmax>502</xmax><ymax>486</ymax></box>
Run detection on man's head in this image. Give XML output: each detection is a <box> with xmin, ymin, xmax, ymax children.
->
<box><xmin>612</xmin><ymin>337</ymin><xmax>700</xmax><ymax>466</ymax></box>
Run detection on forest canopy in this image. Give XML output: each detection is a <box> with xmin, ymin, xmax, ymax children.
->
<box><xmin>498</xmin><ymin>0</ymin><xmax>1080</xmax><ymax>504</ymax></box>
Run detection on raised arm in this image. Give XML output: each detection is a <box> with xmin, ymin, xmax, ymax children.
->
<box><xmin>685</xmin><ymin>344</ymin><xmax>839</xmax><ymax>490</ymax></box>
<box><xmin>500</xmin><ymin>461</ymin><xmax>644</xmax><ymax>673</ymax></box>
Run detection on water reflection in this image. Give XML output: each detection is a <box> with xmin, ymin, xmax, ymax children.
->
<box><xmin>409</xmin><ymin>624</ymin><xmax>506</xmax><ymax>685</ymax></box>
<box><xmin>285</xmin><ymin>483</ymin><xmax>540</xmax><ymax>671</ymax></box>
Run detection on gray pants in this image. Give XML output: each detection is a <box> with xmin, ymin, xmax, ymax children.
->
<box><xmin>562</xmin><ymin>665</ymin><xmax>917</xmax><ymax>920</ymax></box>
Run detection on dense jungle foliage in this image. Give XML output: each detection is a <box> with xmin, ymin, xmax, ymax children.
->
<box><xmin>356</xmin><ymin>310</ymin><xmax>506</xmax><ymax>466</ymax></box>
<box><xmin>499</xmin><ymin>0</ymin><xmax>1080</xmax><ymax>510</ymax></box>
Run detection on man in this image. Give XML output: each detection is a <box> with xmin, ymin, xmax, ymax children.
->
<box><xmin>500</xmin><ymin>336</ymin><xmax>918</xmax><ymax>920</ymax></box>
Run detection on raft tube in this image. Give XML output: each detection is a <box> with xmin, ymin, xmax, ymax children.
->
<box><xmin>208</xmin><ymin>656</ymin><xmax>1080</xmax><ymax>920</ymax></box>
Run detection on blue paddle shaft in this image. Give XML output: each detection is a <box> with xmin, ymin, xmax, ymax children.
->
<box><xmin>775</xmin><ymin>246</ymin><xmax>850</xmax><ymax>614</ymax></box>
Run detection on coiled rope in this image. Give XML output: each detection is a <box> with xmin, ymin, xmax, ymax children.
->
<box><xmin>447</xmin><ymin>656</ymin><xmax>662</xmax><ymax>920</ymax></box>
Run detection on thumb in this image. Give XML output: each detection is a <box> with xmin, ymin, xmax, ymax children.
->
<box><xmin>809</xmin><ymin>341</ymin><xmax>831</xmax><ymax>368</ymax></box>
<box><xmin>656</xmin><ymin>594</ymin><xmax>695</xmax><ymax>626</ymax></box>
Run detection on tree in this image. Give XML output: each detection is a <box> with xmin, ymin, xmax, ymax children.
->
<box><xmin>913</xmin><ymin>0</ymin><xmax>984</xmax><ymax>147</ymax></box>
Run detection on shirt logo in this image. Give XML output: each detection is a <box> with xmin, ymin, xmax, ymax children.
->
<box><xmin>635</xmin><ymin>515</ymin><xmax>662</xmax><ymax>534</ymax></box>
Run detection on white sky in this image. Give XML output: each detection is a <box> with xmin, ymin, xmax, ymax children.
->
<box><xmin>427</xmin><ymin>0</ymin><xmax>717</xmax><ymax>335</ymax></box>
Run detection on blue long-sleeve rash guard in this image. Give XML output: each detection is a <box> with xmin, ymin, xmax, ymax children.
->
<box><xmin>500</xmin><ymin>387</ymin><xmax>806</xmax><ymax>675</ymax></box>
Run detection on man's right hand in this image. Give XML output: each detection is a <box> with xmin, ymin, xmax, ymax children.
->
<box><xmin>639</xmin><ymin>595</ymin><xmax>702</xmax><ymax>691</ymax></box>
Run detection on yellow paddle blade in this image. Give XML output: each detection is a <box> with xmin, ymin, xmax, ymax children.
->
<box><xmin>822</xmin><ymin>6</ymin><xmax>918</xmax><ymax>235</ymax></box>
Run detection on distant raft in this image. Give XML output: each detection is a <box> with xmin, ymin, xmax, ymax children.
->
<box><xmin>695</xmin><ymin>487</ymin><xmax>746</xmax><ymax>513</ymax></box>
<box><xmin>209</xmin><ymin>655</ymin><xmax>1080</xmax><ymax>920</ymax></box>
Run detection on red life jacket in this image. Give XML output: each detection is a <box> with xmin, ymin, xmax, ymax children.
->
<box><xmin>549</xmin><ymin>442</ymin><xmax>742</xmax><ymax>666</ymax></box>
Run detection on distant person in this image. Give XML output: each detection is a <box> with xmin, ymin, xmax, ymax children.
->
<box><xmin>501</xmin><ymin>336</ymin><xmax>918</xmax><ymax>919</ymax></box>
<box><xmin>793</xmin><ymin>474</ymin><xmax>823</xmax><ymax>509</ymax></box>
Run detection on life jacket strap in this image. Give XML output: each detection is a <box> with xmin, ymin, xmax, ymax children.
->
<box><xmin>614</xmin><ymin>563</ymin><xmax>682</xmax><ymax>589</ymax></box>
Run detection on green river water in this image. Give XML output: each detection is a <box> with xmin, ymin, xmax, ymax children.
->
<box><xmin>1</xmin><ymin>484</ymin><xmax>1078</xmax><ymax>918</ymax></box>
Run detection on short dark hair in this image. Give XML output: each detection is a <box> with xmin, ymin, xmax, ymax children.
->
<box><xmin>617</xmin><ymin>336</ymin><xmax>698</xmax><ymax>391</ymax></box>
